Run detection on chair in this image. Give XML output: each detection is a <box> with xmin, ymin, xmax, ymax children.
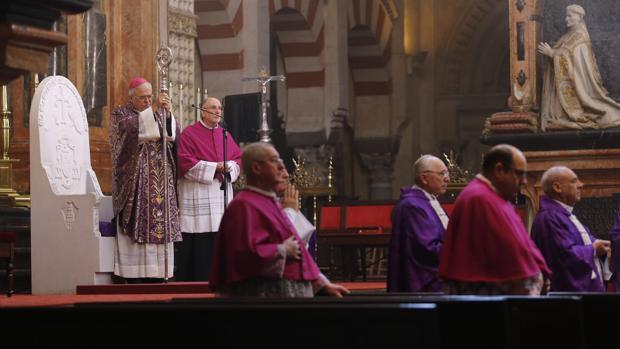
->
<box><xmin>0</xmin><ymin>231</ymin><xmax>17</xmax><ymax>297</ymax></box>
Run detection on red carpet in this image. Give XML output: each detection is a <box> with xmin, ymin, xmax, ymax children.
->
<box><xmin>0</xmin><ymin>281</ymin><xmax>386</xmax><ymax>308</ymax></box>
<box><xmin>0</xmin><ymin>293</ymin><xmax>215</xmax><ymax>308</ymax></box>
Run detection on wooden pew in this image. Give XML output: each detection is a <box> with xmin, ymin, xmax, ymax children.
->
<box><xmin>0</xmin><ymin>294</ymin><xmax>598</xmax><ymax>348</ymax></box>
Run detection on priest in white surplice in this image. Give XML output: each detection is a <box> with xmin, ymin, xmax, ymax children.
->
<box><xmin>176</xmin><ymin>97</ymin><xmax>241</xmax><ymax>281</ymax></box>
<box><xmin>109</xmin><ymin>77</ymin><xmax>181</xmax><ymax>283</ymax></box>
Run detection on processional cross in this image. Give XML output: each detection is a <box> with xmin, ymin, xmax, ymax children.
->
<box><xmin>242</xmin><ymin>68</ymin><xmax>286</xmax><ymax>142</ymax></box>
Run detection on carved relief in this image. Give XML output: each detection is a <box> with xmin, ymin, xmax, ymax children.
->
<box><xmin>34</xmin><ymin>76</ymin><xmax>88</xmax><ymax>195</ymax></box>
<box><xmin>38</xmin><ymin>79</ymin><xmax>88</xmax><ymax>134</ymax></box>
<box><xmin>61</xmin><ymin>201</ymin><xmax>79</xmax><ymax>231</ymax></box>
<box><xmin>55</xmin><ymin>137</ymin><xmax>80</xmax><ymax>190</ymax></box>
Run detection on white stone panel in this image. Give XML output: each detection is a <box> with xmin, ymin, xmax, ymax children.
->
<box><xmin>284</xmin><ymin>57</ymin><xmax>323</xmax><ymax>72</ymax></box>
<box><xmin>196</xmin><ymin>10</ymin><xmax>230</xmax><ymax>25</ymax></box>
<box><xmin>30</xmin><ymin>76</ymin><xmax>114</xmax><ymax>294</ymax></box>
<box><xmin>198</xmin><ymin>37</ymin><xmax>242</xmax><ymax>54</ymax></box>
<box><xmin>285</xmin><ymin>87</ymin><xmax>325</xmax><ymax>133</ymax></box>
<box><xmin>354</xmin><ymin>95</ymin><xmax>391</xmax><ymax>138</ymax></box>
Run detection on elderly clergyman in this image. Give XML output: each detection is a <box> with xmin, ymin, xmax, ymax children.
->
<box><xmin>109</xmin><ymin>77</ymin><xmax>181</xmax><ymax>283</ymax></box>
<box><xmin>388</xmin><ymin>155</ymin><xmax>450</xmax><ymax>292</ymax></box>
<box><xmin>531</xmin><ymin>166</ymin><xmax>610</xmax><ymax>292</ymax></box>
<box><xmin>209</xmin><ymin>142</ymin><xmax>348</xmax><ymax>297</ymax></box>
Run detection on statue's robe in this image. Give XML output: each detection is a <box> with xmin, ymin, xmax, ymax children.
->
<box><xmin>541</xmin><ymin>23</ymin><xmax>620</xmax><ymax>130</ymax></box>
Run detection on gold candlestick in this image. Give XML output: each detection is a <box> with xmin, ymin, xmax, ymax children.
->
<box><xmin>1</xmin><ymin>85</ymin><xmax>11</xmax><ymax>160</ymax></box>
<box><xmin>0</xmin><ymin>84</ymin><xmax>28</xmax><ymax>207</ymax></box>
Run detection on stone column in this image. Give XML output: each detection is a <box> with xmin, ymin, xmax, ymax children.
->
<box><xmin>324</xmin><ymin>0</ymin><xmax>351</xmax><ymax>199</ymax></box>
<box><xmin>323</xmin><ymin>0</ymin><xmax>349</xmax><ymax>136</ymax></box>
<box><xmin>359</xmin><ymin>152</ymin><xmax>395</xmax><ymax>200</ymax></box>
<box><xmin>241</xmin><ymin>0</ymin><xmax>270</xmax><ymax>94</ymax></box>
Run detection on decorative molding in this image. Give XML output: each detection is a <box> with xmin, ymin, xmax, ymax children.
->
<box><xmin>517</xmin><ymin>69</ymin><xmax>527</xmax><ymax>86</ymax></box>
<box><xmin>168</xmin><ymin>9</ymin><xmax>198</xmax><ymax>37</ymax></box>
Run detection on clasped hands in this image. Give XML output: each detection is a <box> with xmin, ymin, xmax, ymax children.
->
<box><xmin>593</xmin><ymin>239</ymin><xmax>611</xmax><ymax>258</ymax></box>
<box><xmin>216</xmin><ymin>161</ymin><xmax>231</xmax><ymax>173</ymax></box>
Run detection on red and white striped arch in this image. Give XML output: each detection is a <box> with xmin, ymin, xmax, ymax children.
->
<box><xmin>270</xmin><ymin>0</ymin><xmax>326</xmax><ymax>136</ymax></box>
<box><xmin>195</xmin><ymin>0</ymin><xmax>244</xmax><ymax>96</ymax></box>
<box><xmin>348</xmin><ymin>0</ymin><xmax>393</xmax><ymax>96</ymax></box>
<box><xmin>270</xmin><ymin>0</ymin><xmax>325</xmax><ymax>88</ymax></box>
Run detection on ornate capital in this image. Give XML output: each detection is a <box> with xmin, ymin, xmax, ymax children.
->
<box><xmin>359</xmin><ymin>152</ymin><xmax>395</xmax><ymax>185</ymax></box>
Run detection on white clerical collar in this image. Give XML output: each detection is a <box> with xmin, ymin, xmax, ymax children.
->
<box><xmin>412</xmin><ymin>185</ymin><xmax>449</xmax><ymax>229</ymax></box>
<box><xmin>476</xmin><ymin>174</ymin><xmax>499</xmax><ymax>194</ymax></box>
<box><xmin>412</xmin><ymin>185</ymin><xmax>437</xmax><ymax>201</ymax></box>
<box><xmin>246</xmin><ymin>185</ymin><xmax>278</xmax><ymax>199</ymax></box>
<box><xmin>199</xmin><ymin>119</ymin><xmax>219</xmax><ymax>130</ymax></box>
<box><xmin>553</xmin><ymin>199</ymin><xmax>574</xmax><ymax>213</ymax></box>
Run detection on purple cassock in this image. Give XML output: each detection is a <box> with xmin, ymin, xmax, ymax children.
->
<box><xmin>387</xmin><ymin>187</ymin><xmax>445</xmax><ymax>292</ymax></box>
<box><xmin>608</xmin><ymin>212</ymin><xmax>620</xmax><ymax>292</ymax></box>
<box><xmin>531</xmin><ymin>196</ymin><xmax>604</xmax><ymax>292</ymax></box>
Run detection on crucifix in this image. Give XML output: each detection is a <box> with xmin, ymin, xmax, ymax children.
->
<box><xmin>242</xmin><ymin>68</ymin><xmax>286</xmax><ymax>142</ymax></box>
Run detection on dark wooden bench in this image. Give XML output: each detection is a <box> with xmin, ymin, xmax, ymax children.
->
<box><xmin>317</xmin><ymin>201</ymin><xmax>396</xmax><ymax>281</ymax></box>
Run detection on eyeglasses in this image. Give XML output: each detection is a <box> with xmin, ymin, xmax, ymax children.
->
<box><xmin>204</xmin><ymin>105</ymin><xmax>223</xmax><ymax>111</ymax></box>
<box><xmin>134</xmin><ymin>95</ymin><xmax>152</xmax><ymax>101</ymax></box>
<box><xmin>423</xmin><ymin>170</ymin><xmax>449</xmax><ymax>178</ymax></box>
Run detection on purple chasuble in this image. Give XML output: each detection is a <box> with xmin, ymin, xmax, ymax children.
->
<box><xmin>177</xmin><ymin>122</ymin><xmax>241</xmax><ymax>178</ymax></box>
<box><xmin>388</xmin><ymin>187</ymin><xmax>445</xmax><ymax>292</ymax></box>
<box><xmin>210</xmin><ymin>189</ymin><xmax>321</xmax><ymax>291</ymax></box>
<box><xmin>531</xmin><ymin>196</ymin><xmax>604</xmax><ymax>292</ymax></box>
<box><xmin>109</xmin><ymin>102</ymin><xmax>181</xmax><ymax>244</ymax></box>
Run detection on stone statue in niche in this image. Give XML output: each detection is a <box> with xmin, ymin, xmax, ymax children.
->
<box><xmin>538</xmin><ymin>4</ymin><xmax>620</xmax><ymax>131</ymax></box>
